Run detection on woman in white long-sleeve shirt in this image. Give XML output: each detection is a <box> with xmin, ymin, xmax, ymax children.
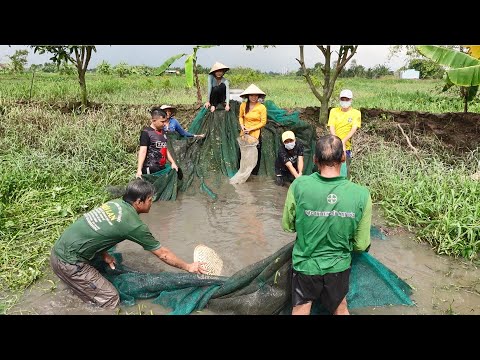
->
<box><xmin>204</xmin><ymin>61</ymin><xmax>230</xmax><ymax>113</ymax></box>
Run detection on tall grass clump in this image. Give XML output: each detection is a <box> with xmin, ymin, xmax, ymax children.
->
<box><xmin>0</xmin><ymin>103</ymin><xmax>150</xmax><ymax>300</ymax></box>
<box><xmin>353</xmin><ymin>130</ymin><xmax>480</xmax><ymax>259</ymax></box>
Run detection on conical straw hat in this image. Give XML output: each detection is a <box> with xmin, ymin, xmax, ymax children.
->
<box><xmin>209</xmin><ymin>62</ymin><xmax>230</xmax><ymax>74</ymax></box>
<box><xmin>240</xmin><ymin>84</ymin><xmax>266</xmax><ymax>98</ymax></box>
<box><xmin>194</xmin><ymin>244</ymin><xmax>223</xmax><ymax>276</ymax></box>
<box><xmin>160</xmin><ymin>104</ymin><xmax>176</xmax><ymax>111</ymax></box>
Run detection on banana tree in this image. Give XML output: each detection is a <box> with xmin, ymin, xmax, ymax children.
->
<box><xmin>416</xmin><ymin>45</ymin><xmax>480</xmax><ymax>112</ymax></box>
<box><xmin>156</xmin><ymin>45</ymin><xmax>217</xmax><ymax>106</ymax></box>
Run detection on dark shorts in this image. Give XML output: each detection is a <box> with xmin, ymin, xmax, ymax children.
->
<box><xmin>291</xmin><ymin>268</ymin><xmax>350</xmax><ymax>314</ymax></box>
<box><xmin>142</xmin><ymin>164</ymin><xmax>165</xmax><ymax>174</ymax></box>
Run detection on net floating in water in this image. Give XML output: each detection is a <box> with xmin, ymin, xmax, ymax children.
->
<box><xmin>194</xmin><ymin>245</ymin><xmax>223</xmax><ymax>276</ymax></box>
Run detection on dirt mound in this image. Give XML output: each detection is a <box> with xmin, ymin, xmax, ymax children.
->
<box><xmin>296</xmin><ymin>107</ymin><xmax>480</xmax><ymax>153</ymax></box>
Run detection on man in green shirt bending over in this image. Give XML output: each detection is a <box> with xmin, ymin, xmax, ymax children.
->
<box><xmin>282</xmin><ymin>134</ymin><xmax>372</xmax><ymax>315</ymax></box>
<box><xmin>50</xmin><ymin>179</ymin><xmax>207</xmax><ymax>309</ymax></box>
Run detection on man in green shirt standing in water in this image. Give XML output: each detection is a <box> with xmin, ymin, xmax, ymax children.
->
<box><xmin>50</xmin><ymin>179</ymin><xmax>207</xmax><ymax>309</ymax></box>
<box><xmin>282</xmin><ymin>134</ymin><xmax>372</xmax><ymax>315</ymax></box>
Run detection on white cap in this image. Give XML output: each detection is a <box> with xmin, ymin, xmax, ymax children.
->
<box><xmin>339</xmin><ymin>89</ymin><xmax>353</xmax><ymax>99</ymax></box>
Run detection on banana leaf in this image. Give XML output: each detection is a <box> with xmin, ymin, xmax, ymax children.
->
<box><xmin>416</xmin><ymin>45</ymin><xmax>480</xmax><ymax>69</ymax></box>
<box><xmin>185</xmin><ymin>54</ymin><xmax>194</xmax><ymax>88</ymax></box>
<box><xmin>155</xmin><ymin>53</ymin><xmax>186</xmax><ymax>76</ymax></box>
<box><xmin>447</xmin><ymin>65</ymin><xmax>480</xmax><ymax>87</ymax></box>
<box><xmin>417</xmin><ymin>45</ymin><xmax>480</xmax><ymax>89</ymax></box>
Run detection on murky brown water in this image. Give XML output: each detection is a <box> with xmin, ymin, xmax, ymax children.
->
<box><xmin>9</xmin><ymin>176</ymin><xmax>480</xmax><ymax>315</ymax></box>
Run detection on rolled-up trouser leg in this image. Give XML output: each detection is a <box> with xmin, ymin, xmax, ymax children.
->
<box><xmin>50</xmin><ymin>250</ymin><xmax>119</xmax><ymax>309</ymax></box>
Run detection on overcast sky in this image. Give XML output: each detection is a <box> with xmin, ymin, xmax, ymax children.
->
<box><xmin>0</xmin><ymin>45</ymin><xmax>408</xmax><ymax>73</ymax></box>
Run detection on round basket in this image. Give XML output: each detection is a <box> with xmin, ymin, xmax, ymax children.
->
<box><xmin>193</xmin><ymin>245</ymin><xmax>223</xmax><ymax>276</ymax></box>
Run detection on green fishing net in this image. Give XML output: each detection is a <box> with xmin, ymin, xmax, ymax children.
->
<box><xmin>140</xmin><ymin>100</ymin><xmax>317</xmax><ymax>200</ymax></box>
<box><xmin>94</xmin><ymin>230</ymin><xmax>413</xmax><ymax>315</ymax></box>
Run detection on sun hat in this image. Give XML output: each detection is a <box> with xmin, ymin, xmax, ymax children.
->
<box><xmin>209</xmin><ymin>62</ymin><xmax>230</xmax><ymax>74</ymax></box>
<box><xmin>281</xmin><ymin>130</ymin><xmax>296</xmax><ymax>143</ymax></box>
<box><xmin>339</xmin><ymin>89</ymin><xmax>353</xmax><ymax>99</ymax></box>
<box><xmin>193</xmin><ymin>244</ymin><xmax>223</xmax><ymax>276</ymax></box>
<box><xmin>160</xmin><ymin>104</ymin><xmax>176</xmax><ymax>112</ymax></box>
<box><xmin>239</xmin><ymin>84</ymin><xmax>266</xmax><ymax>98</ymax></box>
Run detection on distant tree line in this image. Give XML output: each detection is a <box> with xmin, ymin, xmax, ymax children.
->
<box><xmin>1</xmin><ymin>49</ymin><xmax>444</xmax><ymax>81</ymax></box>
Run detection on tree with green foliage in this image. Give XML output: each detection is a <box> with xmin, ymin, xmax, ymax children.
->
<box><xmin>96</xmin><ymin>60</ymin><xmax>112</xmax><ymax>75</ymax></box>
<box><xmin>32</xmin><ymin>46</ymin><xmax>96</xmax><ymax>108</ymax></box>
<box><xmin>405</xmin><ymin>58</ymin><xmax>444</xmax><ymax>79</ymax></box>
<box><xmin>7</xmin><ymin>49</ymin><xmax>29</xmax><ymax>73</ymax></box>
<box><xmin>297</xmin><ymin>46</ymin><xmax>358</xmax><ymax>124</ymax></box>
<box><xmin>113</xmin><ymin>62</ymin><xmax>131</xmax><ymax>78</ymax></box>
<box><xmin>416</xmin><ymin>45</ymin><xmax>480</xmax><ymax>113</ymax></box>
<box><xmin>246</xmin><ymin>45</ymin><xmax>357</xmax><ymax>124</ymax></box>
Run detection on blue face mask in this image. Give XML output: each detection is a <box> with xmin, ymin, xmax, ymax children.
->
<box><xmin>285</xmin><ymin>141</ymin><xmax>295</xmax><ymax>150</ymax></box>
<box><xmin>340</xmin><ymin>101</ymin><xmax>352</xmax><ymax>109</ymax></box>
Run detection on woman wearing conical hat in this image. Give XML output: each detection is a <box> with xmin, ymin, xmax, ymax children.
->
<box><xmin>205</xmin><ymin>61</ymin><xmax>230</xmax><ymax>113</ymax></box>
<box><xmin>238</xmin><ymin>84</ymin><xmax>267</xmax><ymax>175</ymax></box>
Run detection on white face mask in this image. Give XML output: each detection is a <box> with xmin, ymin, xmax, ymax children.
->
<box><xmin>340</xmin><ymin>100</ymin><xmax>352</xmax><ymax>109</ymax></box>
<box><xmin>285</xmin><ymin>142</ymin><xmax>295</xmax><ymax>150</ymax></box>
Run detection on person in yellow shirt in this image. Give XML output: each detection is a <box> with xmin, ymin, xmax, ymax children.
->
<box><xmin>327</xmin><ymin>89</ymin><xmax>361</xmax><ymax>179</ymax></box>
<box><xmin>238</xmin><ymin>84</ymin><xmax>267</xmax><ymax>175</ymax></box>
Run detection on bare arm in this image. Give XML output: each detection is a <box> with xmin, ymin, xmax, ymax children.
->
<box><xmin>285</xmin><ymin>161</ymin><xmax>301</xmax><ymax>179</ymax></box>
<box><xmin>152</xmin><ymin>247</ymin><xmax>206</xmax><ymax>274</ymax></box>
<box><xmin>166</xmin><ymin>149</ymin><xmax>178</xmax><ymax>171</ymax></box>
<box><xmin>342</xmin><ymin>125</ymin><xmax>358</xmax><ymax>144</ymax></box>
<box><xmin>329</xmin><ymin>125</ymin><xmax>336</xmax><ymax>135</ymax></box>
<box><xmin>102</xmin><ymin>251</ymin><xmax>116</xmax><ymax>270</ymax></box>
<box><xmin>297</xmin><ymin>155</ymin><xmax>304</xmax><ymax>175</ymax></box>
<box><xmin>136</xmin><ymin>146</ymin><xmax>147</xmax><ymax>178</ymax></box>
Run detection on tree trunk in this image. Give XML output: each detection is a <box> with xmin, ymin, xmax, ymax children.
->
<box><xmin>78</xmin><ymin>69</ymin><xmax>88</xmax><ymax>108</ymax></box>
<box><xmin>464</xmin><ymin>94</ymin><xmax>468</xmax><ymax>113</ymax></box>
<box><xmin>319</xmin><ymin>96</ymin><xmax>330</xmax><ymax>125</ymax></box>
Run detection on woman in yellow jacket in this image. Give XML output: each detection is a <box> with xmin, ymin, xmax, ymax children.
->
<box><xmin>238</xmin><ymin>84</ymin><xmax>267</xmax><ymax>175</ymax></box>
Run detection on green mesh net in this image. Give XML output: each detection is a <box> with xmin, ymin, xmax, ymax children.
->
<box><xmin>95</xmin><ymin>229</ymin><xmax>413</xmax><ymax>315</ymax></box>
<box><xmin>141</xmin><ymin>100</ymin><xmax>317</xmax><ymax>200</ymax></box>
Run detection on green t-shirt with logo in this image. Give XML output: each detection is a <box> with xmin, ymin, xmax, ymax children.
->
<box><xmin>53</xmin><ymin>199</ymin><xmax>161</xmax><ymax>264</ymax></box>
<box><xmin>282</xmin><ymin>172</ymin><xmax>372</xmax><ymax>275</ymax></box>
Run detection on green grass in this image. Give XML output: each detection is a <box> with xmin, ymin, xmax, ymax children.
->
<box><xmin>0</xmin><ymin>103</ymin><xmax>142</xmax><ymax>296</ymax></box>
<box><xmin>1</xmin><ymin>73</ymin><xmax>479</xmax><ymax>112</ymax></box>
<box><xmin>353</xmin><ymin>130</ymin><xmax>480</xmax><ymax>259</ymax></box>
